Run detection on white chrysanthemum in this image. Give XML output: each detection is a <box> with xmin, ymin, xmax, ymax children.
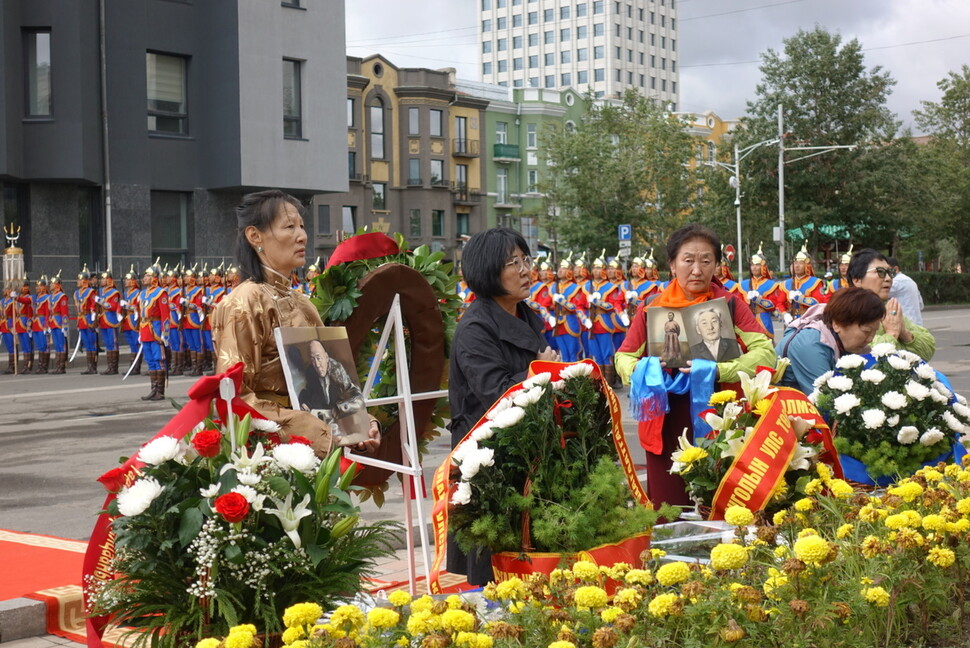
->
<box><xmin>954</xmin><ymin>402</ymin><xmax>970</xmax><ymax>419</ymax></box>
<box><xmin>451</xmin><ymin>480</ymin><xmax>472</xmax><ymax>505</ymax></box>
<box><xmin>513</xmin><ymin>385</ymin><xmax>545</xmax><ymax>407</ymax></box>
<box><xmin>880</xmin><ymin>391</ymin><xmax>907</xmax><ymax>410</ymax></box>
<box><xmin>887</xmin><ymin>415</ymin><xmax>900</xmax><ymax>427</ymax></box>
<box><xmin>459</xmin><ymin>447</ymin><xmax>495</xmax><ymax>480</ymax></box>
<box><xmin>471</xmin><ymin>421</ymin><xmax>496</xmax><ymax>442</ymax></box>
<box><xmin>833</xmin><ymin>393</ymin><xmax>861</xmax><ymax>414</ymax></box>
<box><xmin>915</xmin><ymin>363</ymin><xmax>937</xmax><ymax>381</ymax></box>
<box><xmin>491</xmin><ymin>405</ymin><xmax>526</xmax><ymax>429</ymax></box>
<box><xmin>835</xmin><ymin>355</ymin><xmax>865</xmax><ymax>370</ymax></box>
<box><xmin>789</xmin><ymin>443</ymin><xmax>817</xmax><ymax>471</ymax></box>
<box><xmin>905</xmin><ymin>381</ymin><xmax>931</xmax><ymax>401</ymax></box>
<box><xmin>237</xmin><ymin>470</ymin><xmax>261</xmax><ymax>486</ymax></box>
<box><xmin>897</xmin><ymin>350</ymin><xmax>922</xmax><ymax>364</ymax></box>
<box><xmin>250</xmin><ymin>417</ymin><xmax>282</xmax><ymax>433</ymax></box>
<box><xmin>826</xmin><ymin>375</ymin><xmax>854</xmax><ymax>392</ymax></box>
<box><xmin>870</xmin><ymin>343</ymin><xmax>898</xmax><ymax>358</ymax></box>
<box><xmin>451</xmin><ymin>440</ymin><xmax>478</xmax><ymax>465</ymax></box>
<box><xmin>920</xmin><ymin>428</ymin><xmax>946</xmax><ymax>446</ymax></box>
<box><xmin>551</xmin><ymin>380</ymin><xmax>566</xmax><ymax>391</ymax></box>
<box><xmin>897</xmin><ymin>426</ymin><xmax>919</xmax><ymax>445</ymax></box>
<box><xmin>200</xmin><ymin>483</ymin><xmax>220</xmax><ymax>498</ymax></box>
<box><xmin>232</xmin><ymin>485</ymin><xmax>266</xmax><ymax>511</ymax></box>
<box><xmin>137</xmin><ymin>435</ymin><xmax>183</xmax><ymax>466</ymax></box>
<box><xmin>808</xmin><ymin>390</ymin><xmax>821</xmax><ymax>405</ymax></box>
<box><xmin>272</xmin><ymin>443</ymin><xmax>320</xmax><ymax>474</ymax></box>
<box><xmin>958</xmin><ymin>394</ymin><xmax>968</xmax><ymax>406</ymax></box>
<box><xmin>485</xmin><ymin>396</ymin><xmax>513</xmax><ymax>420</ymax></box>
<box><xmin>887</xmin><ymin>355</ymin><xmax>913</xmax><ymax>371</ymax></box>
<box><xmin>930</xmin><ymin>389</ymin><xmax>950</xmax><ymax>404</ymax></box>
<box><xmin>560</xmin><ymin>362</ymin><xmax>594</xmax><ymax>380</ymax></box>
<box><xmin>813</xmin><ymin>370</ymin><xmax>835</xmax><ymax>389</ymax></box>
<box><xmin>522</xmin><ymin>372</ymin><xmax>552</xmax><ymax>389</ymax></box>
<box><xmin>860</xmin><ymin>369</ymin><xmax>886</xmax><ymax>385</ymax></box>
<box><xmin>933</xmin><ymin>381</ymin><xmax>953</xmax><ymax>400</ymax></box>
<box><xmin>943</xmin><ymin>410</ymin><xmax>965</xmax><ymax>433</ymax></box>
<box><xmin>117</xmin><ymin>477</ymin><xmax>164</xmax><ymax>517</ymax></box>
<box><xmin>861</xmin><ymin>409</ymin><xmax>886</xmax><ymax>430</ymax></box>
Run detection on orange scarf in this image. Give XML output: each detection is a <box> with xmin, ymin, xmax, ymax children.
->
<box><xmin>648</xmin><ymin>278</ymin><xmax>714</xmax><ymax>309</ymax></box>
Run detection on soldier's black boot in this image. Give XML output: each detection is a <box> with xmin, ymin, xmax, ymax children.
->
<box><xmin>81</xmin><ymin>351</ymin><xmax>98</xmax><ymax>375</ymax></box>
<box><xmin>3</xmin><ymin>353</ymin><xmax>14</xmax><ymax>374</ymax></box>
<box><xmin>185</xmin><ymin>351</ymin><xmax>202</xmax><ymax>377</ymax></box>
<box><xmin>52</xmin><ymin>352</ymin><xmax>66</xmax><ymax>374</ymax></box>
<box><xmin>101</xmin><ymin>350</ymin><xmax>119</xmax><ymax>375</ymax></box>
<box><xmin>21</xmin><ymin>352</ymin><xmax>33</xmax><ymax>375</ymax></box>
<box><xmin>141</xmin><ymin>370</ymin><xmax>159</xmax><ymax>400</ymax></box>
<box><xmin>169</xmin><ymin>350</ymin><xmax>184</xmax><ymax>376</ymax></box>
<box><xmin>35</xmin><ymin>352</ymin><xmax>50</xmax><ymax>374</ymax></box>
<box><xmin>148</xmin><ymin>371</ymin><xmax>166</xmax><ymax>401</ymax></box>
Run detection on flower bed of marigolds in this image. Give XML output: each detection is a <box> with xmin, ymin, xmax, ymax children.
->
<box><xmin>195</xmin><ymin>458</ymin><xmax>970</xmax><ymax>648</ymax></box>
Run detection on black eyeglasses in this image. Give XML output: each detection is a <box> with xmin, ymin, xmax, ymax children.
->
<box><xmin>866</xmin><ymin>267</ymin><xmax>898</xmax><ymax>279</ymax></box>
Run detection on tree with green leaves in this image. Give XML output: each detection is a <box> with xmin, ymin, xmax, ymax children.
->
<box><xmin>539</xmin><ymin>89</ymin><xmax>698</xmax><ymax>257</ymax></box>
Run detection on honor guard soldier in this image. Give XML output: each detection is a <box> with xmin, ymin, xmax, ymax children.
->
<box><xmin>32</xmin><ymin>276</ymin><xmax>53</xmax><ymax>373</ymax></box>
<box><xmin>304</xmin><ymin>257</ymin><xmax>321</xmax><ymax>296</ymax></box>
<box><xmin>226</xmin><ymin>265</ymin><xmax>241</xmax><ymax>291</ymax></box>
<box><xmin>783</xmin><ymin>244</ymin><xmax>827</xmax><ymax>321</ymax></box>
<box><xmin>740</xmin><ymin>244</ymin><xmax>787</xmax><ymax>340</ymax></box>
<box><xmin>14</xmin><ymin>278</ymin><xmax>35</xmax><ymax>373</ymax></box>
<box><xmin>49</xmin><ymin>273</ymin><xmax>69</xmax><ymax>373</ymax></box>
<box><xmin>624</xmin><ymin>254</ymin><xmax>649</xmax><ymax>316</ymax></box>
<box><xmin>120</xmin><ymin>267</ymin><xmax>142</xmax><ymax>375</ymax></box>
<box><xmin>551</xmin><ymin>255</ymin><xmax>590</xmax><ymax>362</ymax></box>
<box><xmin>96</xmin><ymin>269</ymin><xmax>123</xmax><ymax>374</ymax></box>
<box><xmin>526</xmin><ymin>261</ymin><xmax>556</xmax><ymax>351</ymax></box>
<box><xmin>203</xmin><ymin>265</ymin><xmax>228</xmax><ymax>374</ymax></box>
<box><xmin>456</xmin><ymin>265</ymin><xmax>475</xmax><ymax>320</ymax></box>
<box><xmin>584</xmin><ymin>251</ymin><xmax>622</xmax><ymax>385</ymax></box>
<box><xmin>828</xmin><ymin>244</ymin><xmax>853</xmax><ymax>294</ymax></box>
<box><xmin>139</xmin><ymin>263</ymin><xmax>170</xmax><ymax>401</ymax></box>
<box><xmin>715</xmin><ymin>248</ymin><xmax>742</xmax><ymax>296</ymax></box>
<box><xmin>607</xmin><ymin>256</ymin><xmax>630</xmax><ymax>358</ymax></box>
<box><xmin>572</xmin><ymin>255</ymin><xmax>592</xmax><ymax>358</ymax></box>
<box><xmin>2</xmin><ymin>286</ymin><xmax>16</xmax><ymax>373</ymax></box>
<box><xmin>75</xmin><ymin>265</ymin><xmax>100</xmax><ymax>374</ymax></box>
<box><xmin>165</xmin><ymin>266</ymin><xmax>185</xmax><ymax>375</ymax></box>
<box><xmin>181</xmin><ymin>266</ymin><xmax>205</xmax><ymax>376</ymax></box>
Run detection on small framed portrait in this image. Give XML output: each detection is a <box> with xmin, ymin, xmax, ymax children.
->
<box><xmin>646</xmin><ymin>308</ymin><xmax>690</xmax><ymax>368</ymax></box>
<box><xmin>275</xmin><ymin>326</ymin><xmax>371</xmax><ymax>446</ymax></box>
<box><xmin>682</xmin><ymin>298</ymin><xmax>741</xmax><ymax>363</ymax></box>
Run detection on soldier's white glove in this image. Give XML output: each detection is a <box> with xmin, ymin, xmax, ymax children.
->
<box><xmin>120</xmin><ymin>300</ymin><xmax>128</xmax><ymax>308</ymax></box>
<box><xmin>619</xmin><ymin>312</ymin><xmax>630</xmax><ymax>327</ymax></box>
<box><xmin>788</xmin><ymin>290</ymin><xmax>803</xmax><ymax>301</ymax></box>
<box><xmin>592</xmin><ymin>291</ymin><xmax>601</xmax><ymax>302</ymax></box>
<box><xmin>625</xmin><ymin>290</ymin><xmax>637</xmax><ymax>302</ymax></box>
<box><xmin>746</xmin><ymin>290</ymin><xmax>759</xmax><ymax>302</ymax></box>
<box><xmin>582</xmin><ymin>317</ymin><xmax>593</xmax><ymax>330</ymax></box>
<box><xmin>546</xmin><ymin>315</ymin><xmax>556</xmax><ymax>328</ymax></box>
<box><xmin>553</xmin><ymin>293</ymin><xmax>565</xmax><ymax>305</ymax></box>
<box><xmin>782</xmin><ymin>312</ymin><xmax>794</xmax><ymax>326</ymax></box>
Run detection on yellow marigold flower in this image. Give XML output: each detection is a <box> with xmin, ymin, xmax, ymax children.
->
<box><xmin>957</xmin><ymin>498</ymin><xmax>970</xmax><ymax>516</ymax></box>
<box><xmin>441</xmin><ymin>609</ymin><xmax>476</xmax><ymax>633</ymax></box>
<box><xmin>804</xmin><ymin>479</ymin><xmax>823</xmax><ymax>496</ymax></box>
<box><xmin>647</xmin><ymin>593</ymin><xmax>681</xmax><ymax>617</ymax></box>
<box><xmin>885</xmin><ymin>513</ymin><xmax>912</xmax><ymax>530</ymax></box>
<box><xmin>862</xmin><ymin>586</ymin><xmax>890</xmax><ymax>607</ymax></box>
<box><xmin>763</xmin><ymin>569</ymin><xmax>788</xmax><ymax>599</ymax></box>
<box><xmin>958</xmin><ymin>469</ymin><xmax>970</xmax><ymax>483</ymax></box>
<box><xmin>922</xmin><ymin>468</ymin><xmax>944</xmax><ymax>482</ymax></box>
<box><xmin>329</xmin><ymin>605</ymin><xmax>365</xmax><ymax>630</ymax></box>
<box><xmin>928</xmin><ymin>546</ymin><xmax>956</xmax><ymax>568</ymax></box>
<box><xmin>406</xmin><ymin>610</ymin><xmax>434</xmax><ymax>636</ymax></box>
<box><xmin>604</xmin><ymin>562</ymin><xmax>631</xmax><ymax>580</ymax></box>
<box><xmin>772</xmin><ymin>510</ymin><xmax>788</xmax><ymax>525</ymax></box>
<box><xmin>548</xmin><ymin>642</ymin><xmax>577</xmax><ymax>648</ymax></box>
<box><xmin>724</xmin><ymin>506</ymin><xmax>755</xmax><ymax>527</ymax></box>
<box><xmin>793</xmin><ymin>535</ymin><xmax>829</xmax><ymax>565</ymax></box>
<box><xmin>896</xmin><ymin>528</ymin><xmax>926</xmax><ymax>549</ymax></box>
<box><xmin>572</xmin><ymin>561</ymin><xmax>600</xmax><ymax>581</ymax></box>
<box><xmin>774</xmin><ymin>545</ymin><xmax>790</xmax><ymax>558</ymax></box>
<box><xmin>410</xmin><ymin>595</ymin><xmax>436</xmax><ymax>613</ymax></box>
<box><xmin>624</xmin><ymin>569</ymin><xmax>654</xmax><ymax>586</ymax></box>
<box><xmin>318</xmin><ymin>624</ymin><xmax>342</xmax><ymax>640</ymax></box>
<box><xmin>612</xmin><ymin>588</ymin><xmax>642</xmax><ymax>611</ymax></box>
<box><xmin>710</xmin><ymin>543</ymin><xmax>748</xmax><ymax>571</ymax></box>
<box><xmin>573</xmin><ymin>585</ymin><xmax>609</xmax><ymax>610</ymax></box>
<box><xmin>816</xmin><ymin>462</ymin><xmax>832</xmax><ymax>482</ymax></box>
<box><xmin>454</xmin><ymin>632</ymin><xmax>493</xmax><ymax>648</ymax></box>
<box><xmin>650</xmin><ymin>548</ymin><xmax>667</xmax><ymax>560</ymax></box>
<box><xmin>224</xmin><ymin>632</ymin><xmax>254</xmax><ymax>648</ymax></box>
<box><xmin>860</xmin><ymin>577</ymin><xmax>874</xmax><ymax>585</ymax></box>
<box><xmin>945</xmin><ymin>463</ymin><xmax>962</xmax><ymax>478</ymax></box>
<box><xmin>366</xmin><ymin>608</ymin><xmax>400</xmax><ymax>630</ymax></box>
<box><xmin>836</xmin><ymin>523</ymin><xmax>854</xmax><ymax>539</ymax></box>
<box><xmin>283</xmin><ymin>603</ymin><xmax>324</xmax><ymax>629</ymax></box>
<box><xmin>445</xmin><ymin>595</ymin><xmax>464</xmax><ymax>610</ymax></box>
<box><xmin>195</xmin><ymin>639</ymin><xmax>221</xmax><ymax>648</ymax></box>
<box><xmin>600</xmin><ymin>606</ymin><xmax>624</xmax><ymax>623</ymax></box>
<box><xmin>861</xmin><ymin>535</ymin><xmax>883</xmax><ymax>558</ymax></box>
<box><xmin>495</xmin><ymin>577</ymin><xmax>527</xmax><ymax>600</ymax></box>
<box><xmin>922</xmin><ymin>514</ymin><xmax>947</xmax><ymax>532</ymax></box>
<box><xmin>231</xmin><ymin>626</ymin><xmax>257</xmax><ymax>635</ymax></box>
<box><xmin>948</xmin><ymin>519</ymin><xmax>970</xmax><ymax>533</ymax></box>
<box><xmin>888</xmin><ymin>481</ymin><xmax>923</xmax><ymax>503</ymax></box>
<box><xmin>858</xmin><ymin>504</ymin><xmax>884</xmax><ymax>522</ymax></box>
<box><xmin>656</xmin><ymin>561</ymin><xmax>691</xmax><ymax>586</ymax></box>
<box><xmin>287</xmin><ymin>642</ymin><xmax>308</xmax><ymax>648</ymax></box>
<box><xmin>794</xmin><ymin>497</ymin><xmax>814</xmax><ymax>512</ymax></box>
<box><xmin>797</xmin><ymin>527</ymin><xmax>818</xmax><ymax>538</ymax></box>
<box><xmin>709</xmin><ymin>389</ymin><xmax>738</xmax><ymax>405</ymax></box>
<box><xmin>387</xmin><ymin>590</ymin><xmax>412</xmax><ymax>607</ymax></box>
<box><xmin>904</xmin><ymin>510</ymin><xmax>923</xmax><ymax>526</ymax></box>
<box><xmin>828</xmin><ymin>479</ymin><xmax>854</xmax><ymax>499</ymax></box>
<box><xmin>281</xmin><ymin>627</ymin><xmax>305</xmax><ymax>645</ymax></box>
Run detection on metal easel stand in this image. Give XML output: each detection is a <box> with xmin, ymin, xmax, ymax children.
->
<box><xmin>344</xmin><ymin>294</ymin><xmax>446</xmax><ymax>595</ymax></box>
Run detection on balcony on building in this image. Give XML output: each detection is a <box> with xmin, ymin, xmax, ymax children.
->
<box><xmin>494</xmin><ymin>191</ymin><xmax>521</xmax><ymax>209</ymax></box>
<box><xmin>350</xmin><ymin>172</ymin><xmax>368</xmax><ymax>184</ymax></box>
<box><xmin>493</xmin><ymin>143</ymin><xmax>521</xmax><ymax>163</ymax></box>
<box><xmin>430</xmin><ymin>175</ymin><xmax>448</xmax><ymax>188</ymax></box>
<box><xmin>407</xmin><ymin>177</ymin><xmax>423</xmax><ymax>187</ymax></box>
<box><xmin>452</xmin><ymin>183</ymin><xmax>481</xmax><ymax>205</ymax></box>
<box><xmin>453</xmin><ymin>138</ymin><xmax>480</xmax><ymax>157</ymax></box>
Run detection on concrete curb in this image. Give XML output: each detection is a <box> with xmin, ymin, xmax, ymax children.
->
<box><xmin>0</xmin><ymin>598</ymin><xmax>47</xmax><ymax>644</ymax></box>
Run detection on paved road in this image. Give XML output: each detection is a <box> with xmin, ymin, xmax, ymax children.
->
<box><xmin>2</xmin><ymin>306</ymin><xmax>968</xmax><ymax>542</ymax></box>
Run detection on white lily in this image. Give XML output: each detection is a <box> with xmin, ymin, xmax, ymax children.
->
<box><xmin>220</xmin><ymin>442</ymin><xmax>273</xmax><ymax>476</ymax></box>
<box><xmin>263</xmin><ymin>492</ymin><xmax>313</xmax><ymax>548</ymax></box>
<box><xmin>788</xmin><ymin>443</ymin><xmax>817</xmax><ymax>471</ymax></box>
<box><xmin>704</xmin><ymin>401</ymin><xmax>743</xmax><ymax>432</ymax></box>
<box><xmin>720</xmin><ymin>428</ymin><xmax>749</xmax><ymax>459</ymax></box>
<box><xmin>739</xmin><ymin>370</ymin><xmax>777</xmax><ymax>405</ymax></box>
<box><xmin>788</xmin><ymin>416</ymin><xmax>814</xmax><ymax>440</ymax></box>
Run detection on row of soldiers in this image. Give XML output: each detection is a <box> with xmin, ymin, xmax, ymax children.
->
<box><xmin>455</xmin><ymin>244</ymin><xmax>856</xmax><ymax>383</ymax></box>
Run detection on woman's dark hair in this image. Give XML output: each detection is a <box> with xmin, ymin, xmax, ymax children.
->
<box><xmin>822</xmin><ymin>287</ymin><xmax>885</xmax><ymax>327</ymax></box>
<box><xmin>234</xmin><ymin>189</ymin><xmax>305</xmax><ymax>283</ymax></box>
<box><xmin>665</xmin><ymin>224</ymin><xmax>722</xmax><ymax>265</ymax></box>
<box><xmin>845</xmin><ymin>248</ymin><xmax>889</xmax><ymax>287</ymax></box>
<box><xmin>460</xmin><ymin>227</ymin><xmax>530</xmax><ymax>299</ymax></box>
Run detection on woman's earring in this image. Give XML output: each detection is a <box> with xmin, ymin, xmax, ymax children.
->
<box><xmin>257</xmin><ymin>245</ymin><xmax>263</xmax><ymax>253</ymax></box>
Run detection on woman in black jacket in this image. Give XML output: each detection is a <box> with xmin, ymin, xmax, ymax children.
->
<box><xmin>447</xmin><ymin>227</ymin><xmax>558</xmax><ymax>585</ymax></box>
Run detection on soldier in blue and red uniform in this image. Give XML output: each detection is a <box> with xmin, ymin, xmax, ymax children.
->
<box><xmin>827</xmin><ymin>245</ymin><xmax>853</xmax><ymax>295</ymax></box>
<box><xmin>120</xmin><ymin>267</ymin><xmax>142</xmax><ymax>375</ymax></box>
<box><xmin>95</xmin><ymin>269</ymin><xmax>123</xmax><ymax>374</ymax></box>
<box><xmin>32</xmin><ymin>276</ymin><xmax>52</xmax><ymax>373</ymax></box>
<box><xmin>583</xmin><ymin>252</ymin><xmax>623</xmax><ymax>385</ymax></box>
<box><xmin>1</xmin><ymin>286</ymin><xmax>15</xmax><ymax>374</ymax></box>
<box><xmin>456</xmin><ymin>265</ymin><xmax>475</xmax><ymax>320</ymax></box>
<box><xmin>526</xmin><ymin>262</ymin><xmax>556</xmax><ymax>351</ymax></box>
<box><xmin>15</xmin><ymin>278</ymin><xmax>35</xmax><ymax>373</ymax></box>
<box><xmin>304</xmin><ymin>258</ymin><xmax>321</xmax><ymax>296</ymax></box>
<box><xmin>165</xmin><ymin>267</ymin><xmax>185</xmax><ymax>376</ymax></box>
<box><xmin>740</xmin><ymin>244</ymin><xmax>786</xmax><ymax>340</ymax></box>
<box><xmin>607</xmin><ymin>257</ymin><xmax>630</xmax><ymax>362</ymax></box>
<box><xmin>75</xmin><ymin>265</ymin><xmax>100</xmax><ymax>374</ymax></box>
<box><xmin>782</xmin><ymin>244</ymin><xmax>827</xmax><ymax>322</ymax></box>
<box><xmin>203</xmin><ymin>265</ymin><xmax>228</xmax><ymax>375</ymax></box>
<box><xmin>139</xmin><ymin>264</ymin><xmax>170</xmax><ymax>401</ymax></box>
<box><xmin>551</xmin><ymin>256</ymin><xmax>589</xmax><ymax>362</ymax></box>
<box><xmin>48</xmin><ymin>273</ymin><xmax>69</xmax><ymax>374</ymax></box>
<box><xmin>181</xmin><ymin>267</ymin><xmax>205</xmax><ymax>376</ymax></box>
<box><xmin>715</xmin><ymin>254</ymin><xmax>742</xmax><ymax>296</ymax></box>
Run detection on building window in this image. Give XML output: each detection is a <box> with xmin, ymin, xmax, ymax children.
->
<box><xmin>639</xmin><ymin>52</ymin><xmax>644</xmax><ymax>64</ymax></box>
<box><xmin>594</xmin><ymin>45</ymin><xmax>604</xmax><ymax>59</ymax></box>
<box><xmin>528</xmin><ymin>169</ymin><xmax>539</xmax><ymax>192</ymax></box>
<box><xmin>577</xmin><ymin>25</ymin><xmax>587</xmax><ymax>39</ymax></box>
<box><xmin>561</xmin><ymin>50</ymin><xmax>570</xmax><ymax>63</ymax></box>
<box><xmin>651</xmin><ymin>76</ymin><xmax>656</xmax><ymax>89</ymax></box>
<box><xmin>483</xmin><ymin>40</ymin><xmax>492</xmax><ymax>53</ymax></box>
<box><xmin>651</xmin><ymin>33</ymin><xmax>656</xmax><ymax>46</ymax></box>
<box><xmin>456</xmin><ymin>163</ymin><xmax>468</xmax><ymax>190</ymax></box>
<box><xmin>432</xmin><ymin>210</ymin><xmax>445</xmax><ymax>237</ymax></box>
<box><xmin>639</xmin><ymin>73</ymin><xmax>644</xmax><ymax>86</ymax></box>
<box><xmin>528</xmin><ymin>11</ymin><xmax>538</xmax><ymax>24</ymax></box>
<box><xmin>560</xmin><ymin>5</ymin><xmax>570</xmax><ymax>18</ymax></box>
<box><xmin>577</xmin><ymin>48</ymin><xmax>588</xmax><ymax>61</ymax></box>
<box><xmin>408</xmin><ymin>158</ymin><xmax>421</xmax><ymax>185</ymax></box>
<box><xmin>457</xmin><ymin>212</ymin><xmax>469</xmax><ymax>237</ymax></box>
<box><xmin>639</xmin><ymin>29</ymin><xmax>644</xmax><ymax>43</ymax></box>
<box><xmin>594</xmin><ymin>68</ymin><xmax>604</xmax><ymax>82</ymax></box>
<box><xmin>671</xmin><ymin>60</ymin><xmax>677</xmax><ymax>72</ymax></box>
<box><xmin>639</xmin><ymin>7</ymin><xmax>643</xmax><ymax>19</ymax></box>
<box><xmin>528</xmin><ymin>32</ymin><xmax>539</xmax><ymax>46</ymax></box>
<box><xmin>616</xmin><ymin>69</ymin><xmax>622</xmax><ymax>81</ymax></box>
<box><xmin>369</xmin><ymin>100</ymin><xmax>385</xmax><ymax>158</ymax></box>
<box><xmin>25</xmin><ymin>30</ymin><xmax>52</xmax><ymax>117</ymax></box>
<box><xmin>526</xmin><ymin>123</ymin><xmax>537</xmax><ymax>148</ymax></box>
<box><xmin>409</xmin><ymin>209</ymin><xmax>422</xmax><ymax>238</ymax></box>
<box><xmin>593</xmin><ymin>0</ymin><xmax>604</xmax><ymax>13</ymax></box>
<box><xmin>561</xmin><ymin>72</ymin><xmax>571</xmax><ymax>85</ymax></box>
<box><xmin>578</xmin><ymin>69</ymin><xmax>588</xmax><ymax>84</ymax></box>
<box><xmin>672</xmin><ymin>39</ymin><xmax>676</xmax><ymax>51</ymax></box>
<box><xmin>544</xmin><ymin>30</ymin><xmax>554</xmax><ymax>44</ymax></box>
<box><xmin>317</xmin><ymin>204</ymin><xmax>331</xmax><ymax>235</ymax></box>
<box><xmin>348</xmin><ymin>151</ymin><xmax>356</xmax><ymax>178</ymax></box>
<box><xmin>661</xmin><ymin>36</ymin><xmax>666</xmax><ymax>49</ymax></box>
<box><xmin>627</xmin><ymin>49</ymin><xmax>633</xmax><ymax>62</ymax></box>
<box><xmin>593</xmin><ymin>23</ymin><xmax>604</xmax><ymax>36</ymax></box>
<box><xmin>498</xmin><ymin>38</ymin><xmax>507</xmax><ymax>51</ymax></box>
<box><xmin>483</xmin><ymin>62</ymin><xmax>492</xmax><ymax>75</ymax></box>
<box><xmin>545</xmin><ymin>75</ymin><xmax>555</xmax><ymax>88</ymax></box>
<box><xmin>529</xmin><ymin>54</ymin><xmax>539</xmax><ymax>68</ymax></box>
<box><xmin>496</xmin><ymin>121</ymin><xmax>507</xmax><ymax>144</ymax></box>
<box><xmin>514</xmin><ymin>57</ymin><xmax>523</xmax><ymax>70</ymax></box>
<box><xmin>347</xmin><ymin>98</ymin><xmax>355</xmax><ymax>127</ymax></box>
<box><xmin>430</xmin><ymin>159</ymin><xmax>444</xmax><ymax>184</ymax></box>
<box><xmin>497</xmin><ymin>0</ymin><xmax>506</xmax><ymax>7</ymax></box>
<box><xmin>482</xmin><ymin>0</ymin><xmax>490</xmax><ymax>8</ymax></box>
<box><xmin>482</xmin><ymin>19</ymin><xmax>491</xmax><ymax>32</ymax></box>
<box><xmin>496</xmin><ymin>168</ymin><xmax>509</xmax><ymax>203</ymax></box>
<box><xmin>529</xmin><ymin>76</ymin><xmax>539</xmax><ymax>87</ymax></box>
<box><xmin>282</xmin><ymin>58</ymin><xmax>302</xmax><ymax>138</ymax></box>
<box><xmin>146</xmin><ymin>52</ymin><xmax>187</xmax><ymax>135</ymax></box>
<box><xmin>627</xmin><ymin>70</ymin><xmax>633</xmax><ymax>83</ymax></box>
<box><xmin>408</xmin><ymin>107</ymin><xmax>420</xmax><ymax>135</ymax></box>
<box><xmin>497</xmin><ymin>16</ymin><xmax>507</xmax><ymax>29</ymax></box>
<box><xmin>545</xmin><ymin>52</ymin><xmax>554</xmax><ymax>65</ymax></box>
<box><xmin>661</xmin><ymin>79</ymin><xmax>666</xmax><ymax>91</ymax></box>
<box><xmin>342</xmin><ymin>206</ymin><xmax>356</xmax><ymax>233</ymax></box>
<box><xmin>544</xmin><ymin>8</ymin><xmax>554</xmax><ymax>21</ymax></box>
<box><xmin>513</xmin><ymin>35</ymin><xmax>523</xmax><ymax>49</ymax></box>
<box><xmin>430</xmin><ymin>109</ymin><xmax>443</xmax><ymax>137</ymax></box>
<box><xmin>151</xmin><ymin>191</ymin><xmax>192</xmax><ymax>266</ymax></box>
<box><xmin>615</xmin><ymin>46</ymin><xmax>621</xmax><ymax>59</ymax></box>
<box><xmin>577</xmin><ymin>2</ymin><xmax>587</xmax><ymax>17</ymax></box>
<box><xmin>560</xmin><ymin>28</ymin><xmax>570</xmax><ymax>41</ymax></box>
<box><xmin>672</xmin><ymin>81</ymin><xmax>677</xmax><ymax>94</ymax></box>
<box><xmin>513</xmin><ymin>13</ymin><xmax>523</xmax><ymax>27</ymax></box>
<box><xmin>372</xmin><ymin>183</ymin><xmax>386</xmax><ymax>210</ymax></box>
<box><xmin>498</xmin><ymin>59</ymin><xmax>508</xmax><ymax>73</ymax></box>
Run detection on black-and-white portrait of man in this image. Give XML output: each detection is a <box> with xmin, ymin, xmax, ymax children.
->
<box><xmin>688</xmin><ymin>305</ymin><xmax>741</xmax><ymax>362</ymax></box>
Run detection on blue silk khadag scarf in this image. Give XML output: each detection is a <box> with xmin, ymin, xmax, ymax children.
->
<box><xmin>630</xmin><ymin>356</ymin><xmax>717</xmax><ymax>454</ymax></box>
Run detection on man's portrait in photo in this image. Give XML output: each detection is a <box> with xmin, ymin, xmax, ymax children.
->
<box><xmin>687</xmin><ymin>304</ymin><xmax>741</xmax><ymax>363</ymax></box>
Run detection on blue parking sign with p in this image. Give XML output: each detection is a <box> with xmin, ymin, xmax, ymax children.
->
<box><xmin>618</xmin><ymin>224</ymin><xmax>632</xmax><ymax>241</ymax></box>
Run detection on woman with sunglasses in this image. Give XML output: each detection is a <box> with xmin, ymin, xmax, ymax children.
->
<box><xmin>845</xmin><ymin>248</ymin><xmax>935</xmax><ymax>360</ymax></box>
<box><xmin>447</xmin><ymin>227</ymin><xmax>559</xmax><ymax>585</ymax></box>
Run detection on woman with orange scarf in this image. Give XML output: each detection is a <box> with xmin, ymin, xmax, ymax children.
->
<box><xmin>615</xmin><ymin>224</ymin><xmax>775</xmax><ymax>509</ymax></box>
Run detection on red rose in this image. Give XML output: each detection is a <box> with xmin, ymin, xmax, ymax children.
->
<box><xmin>287</xmin><ymin>435</ymin><xmax>312</xmax><ymax>446</ymax></box>
<box><xmin>192</xmin><ymin>429</ymin><xmax>223</xmax><ymax>458</ymax></box>
<box><xmin>214</xmin><ymin>492</ymin><xmax>250</xmax><ymax>523</ymax></box>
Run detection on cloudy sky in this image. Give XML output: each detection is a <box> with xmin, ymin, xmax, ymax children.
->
<box><xmin>346</xmin><ymin>0</ymin><xmax>970</xmax><ymax>134</ymax></box>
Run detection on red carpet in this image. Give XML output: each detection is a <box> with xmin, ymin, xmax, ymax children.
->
<box><xmin>0</xmin><ymin>529</ymin><xmax>85</xmax><ymax>600</ymax></box>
